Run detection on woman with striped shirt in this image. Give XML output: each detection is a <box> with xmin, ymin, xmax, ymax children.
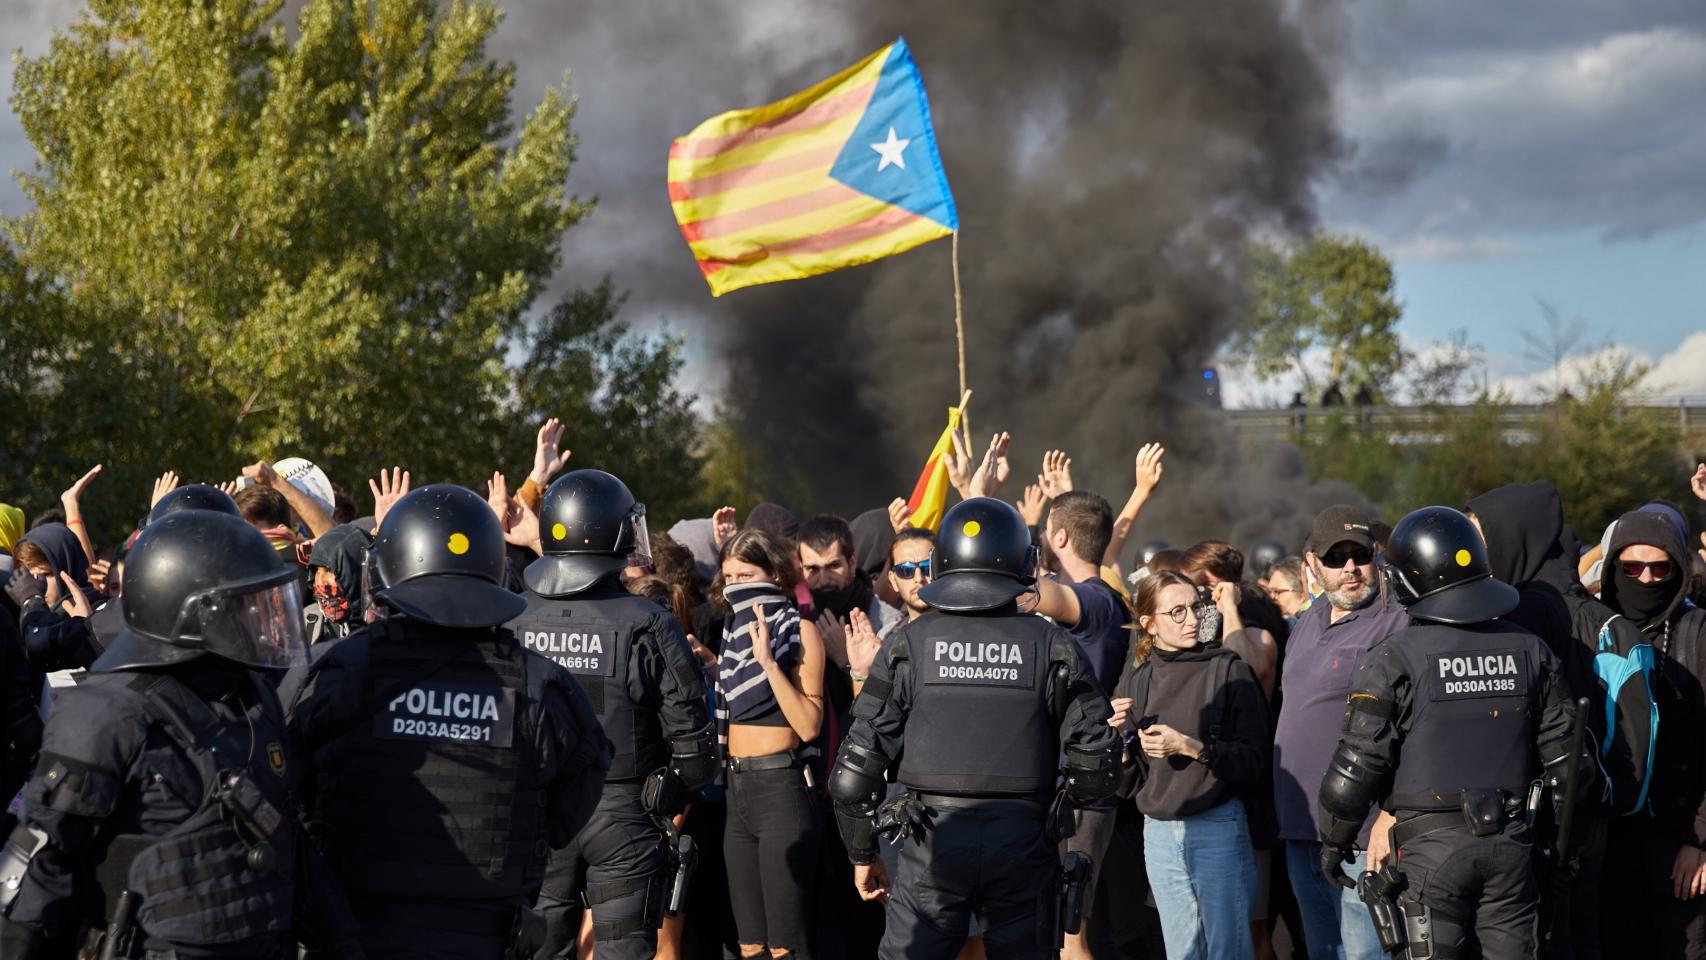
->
<box><xmin>715</xmin><ymin>527</ymin><xmax>826</xmax><ymax>959</ymax></box>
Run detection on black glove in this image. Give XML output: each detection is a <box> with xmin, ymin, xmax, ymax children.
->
<box><xmin>873</xmin><ymin>793</ymin><xmax>931</xmax><ymax>845</ymax></box>
<box><xmin>5</xmin><ymin>569</ymin><xmax>45</xmax><ymax>608</ymax></box>
<box><xmin>1320</xmin><ymin>842</ymin><xmax>1356</xmax><ymax>890</ymax></box>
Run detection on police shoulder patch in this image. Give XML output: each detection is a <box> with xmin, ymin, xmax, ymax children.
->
<box><xmin>514</xmin><ymin>613</ymin><xmax>620</xmax><ymax>678</ymax></box>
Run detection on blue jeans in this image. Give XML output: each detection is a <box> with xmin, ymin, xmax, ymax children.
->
<box><xmin>1143</xmin><ymin>798</ymin><xmax>1256</xmax><ymax>960</ymax></box>
<box><xmin>1283</xmin><ymin>840</ymin><xmax>1383</xmax><ymax>960</ymax></box>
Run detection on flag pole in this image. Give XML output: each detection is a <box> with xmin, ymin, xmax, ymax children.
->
<box><xmin>951</xmin><ymin>229</ymin><xmax>969</xmax><ymax>440</ymax></box>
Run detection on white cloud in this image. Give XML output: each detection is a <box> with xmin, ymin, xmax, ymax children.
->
<box><xmin>1388</xmin><ymin>234</ymin><xmax>1521</xmax><ymax>262</ymax></box>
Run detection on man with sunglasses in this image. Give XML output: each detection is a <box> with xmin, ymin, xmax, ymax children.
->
<box><xmin>1272</xmin><ymin>505</ymin><xmax>1409</xmax><ymax>960</ymax></box>
<box><xmin>1595</xmin><ymin>508</ymin><xmax>1706</xmax><ymax>958</ymax></box>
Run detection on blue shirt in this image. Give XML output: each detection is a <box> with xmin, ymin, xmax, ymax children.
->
<box><xmin>1272</xmin><ymin>591</ymin><xmax>1410</xmax><ymax>843</ymax></box>
<box><xmin>1063</xmin><ymin>577</ymin><xmax>1131</xmax><ymax>698</ymax></box>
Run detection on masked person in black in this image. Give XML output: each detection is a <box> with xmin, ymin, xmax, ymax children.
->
<box><xmin>284</xmin><ymin>484</ymin><xmax>612</xmax><ymax>960</ymax></box>
<box><xmin>829</xmin><ymin>497</ymin><xmax>1124</xmax><ymax>959</ymax></box>
<box><xmin>0</xmin><ymin>509</ymin><xmax>362</xmax><ymax>958</ymax></box>
<box><xmin>1595</xmin><ymin>509</ymin><xmax>1706</xmax><ymax>959</ymax></box>
<box><xmin>505</xmin><ymin>470</ymin><xmax>717</xmax><ymax>959</ymax></box>
<box><xmin>1464</xmin><ymin>480</ymin><xmax>1618</xmax><ymax>959</ymax></box>
<box><xmin>1318</xmin><ymin>506</ymin><xmax>1591</xmax><ymax>960</ymax></box>
<box><xmin>305</xmin><ymin>523</ymin><xmax>374</xmax><ymax>645</ymax></box>
<box><xmin>10</xmin><ymin>522</ymin><xmax>102</xmax><ymax>673</ymax></box>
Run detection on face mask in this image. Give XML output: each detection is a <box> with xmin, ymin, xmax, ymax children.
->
<box><xmin>811</xmin><ymin>578</ymin><xmax>860</xmax><ymax>617</ymax></box>
<box><xmin>314</xmin><ymin>580</ymin><xmax>351</xmax><ymax>623</ymax></box>
<box><xmin>1611</xmin><ymin>564</ymin><xmax>1676</xmax><ymax>630</ymax></box>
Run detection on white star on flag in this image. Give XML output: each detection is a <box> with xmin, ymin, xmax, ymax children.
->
<box><xmin>870</xmin><ymin>127</ymin><xmax>911</xmax><ymax>172</ymax></box>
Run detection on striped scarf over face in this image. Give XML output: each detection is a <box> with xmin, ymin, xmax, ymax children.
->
<box><xmin>717</xmin><ymin>581</ymin><xmax>803</xmax><ymax>728</ymax></box>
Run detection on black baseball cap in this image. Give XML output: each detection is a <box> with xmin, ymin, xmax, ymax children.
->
<box><xmin>1306</xmin><ymin>505</ymin><xmax>1378</xmax><ymax>556</ymax></box>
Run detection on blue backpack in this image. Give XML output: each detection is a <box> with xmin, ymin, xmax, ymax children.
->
<box><xmin>1592</xmin><ymin>615</ymin><xmax>1658</xmax><ymax>817</ymax></box>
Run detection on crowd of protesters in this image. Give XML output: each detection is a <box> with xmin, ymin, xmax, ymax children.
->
<box><xmin>5</xmin><ymin>415</ymin><xmax>1706</xmax><ymax>960</ymax></box>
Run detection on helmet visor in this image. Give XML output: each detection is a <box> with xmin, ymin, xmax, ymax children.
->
<box><xmin>627</xmin><ymin>502</ymin><xmax>652</xmax><ymax>568</ymax></box>
<box><xmin>177</xmin><ymin>578</ymin><xmax>309</xmax><ymax>669</ymax></box>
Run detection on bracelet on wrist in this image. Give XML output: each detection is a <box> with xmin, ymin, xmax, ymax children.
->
<box><xmin>849</xmin><ymin>667</ymin><xmax>869</xmax><ymax>682</ymax></box>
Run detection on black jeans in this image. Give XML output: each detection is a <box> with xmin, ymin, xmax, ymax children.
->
<box><xmin>724</xmin><ymin>756</ymin><xmax>819</xmax><ymax>956</ymax></box>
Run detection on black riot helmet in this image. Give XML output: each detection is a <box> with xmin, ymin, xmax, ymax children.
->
<box><xmin>524</xmin><ymin>469</ymin><xmax>651</xmax><ymax>597</ymax></box>
<box><xmin>1248</xmin><ymin>540</ymin><xmax>1288</xmax><ymax>581</ymax></box>
<box><xmin>917</xmin><ymin>498</ymin><xmax>1039</xmax><ymax>613</ymax></box>
<box><xmin>147</xmin><ymin>484</ymin><xmax>241</xmax><ymax>524</ymax></box>
<box><xmin>95</xmin><ymin>511</ymin><xmax>307</xmax><ymax>672</ymax></box>
<box><xmin>370</xmin><ymin>484</ymin><xmax>526</xmax><ymax>628</ymax></box>
<box><xmin>1384</xmin><ymin>506</ymin><xmax>1518</xmax><ymax>624</ymax></box>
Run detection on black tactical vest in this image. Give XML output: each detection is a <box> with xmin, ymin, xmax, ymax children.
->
<box><xmin>1388</xmin><ymin>622</ymin><xmax>1544</xmax><ymax>811</ymax></box>
<box><xmin>896</xmin><ymin>612</ymin><xmax>1060</xmax><ymax>797</ymax></box>
<box><xmin>96</xmin><ymin>671</ymin><xmax>295</xmax><ymax>951</ymax></box>
<box><xmin>314</xmin><ymin>626</ymin><xmax>546</xmax><ymax>901</ymax></box>
<box><xmin>509</xmin><ymin>590</ymin><xmax>662</xmax><ymax>781</ymax></box>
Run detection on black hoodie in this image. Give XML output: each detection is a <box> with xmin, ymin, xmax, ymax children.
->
<box><xmin>1466</xmin><ymin>481</ymin><xmax>1608</xmax><ymax>701</ymax></box>
<box><xmin>1601</xmin><ymin>509</ymin><xmax>1706</xmax><ymax>851</ymax></box>
<box><xmin>17</xmin><ymin>524</ymin><xmax>102</xmax><ymax>673</ymax></box>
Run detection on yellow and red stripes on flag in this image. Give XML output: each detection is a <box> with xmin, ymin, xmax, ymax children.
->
<box><xmin>905</xmin><ymin>407</ymin><xmax>962</xmax><ymax>532</ymax></box>
<box><xmin>668</xmin><ymin>39</ymin><xmax>956</xmax><ymax>296</ymax></box>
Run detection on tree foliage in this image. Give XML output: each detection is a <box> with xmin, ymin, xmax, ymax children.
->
<box><xmin>1</xmin><ymin>0</ymin><xmax>699</xmax><ymax>543</ymax></box>
<box><xmin>1236</xmin><ymin>233</ymin><xmax>1406</xmax><ymax>399</ymax></box>
<box><xmin>1296</xmin><ymin>359</ymin><xmax>1690</xmax><ymax>542</ymax></box>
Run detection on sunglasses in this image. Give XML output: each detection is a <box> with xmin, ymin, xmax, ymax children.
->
<box><xmin>1320</xmin><ymin>546</ymin><xmax>1374</xmax><ymax>569</ymax></box>
<box><xmin>892</xmin><ymin>560</ymin><xmax>933</xmax><ymax>580</ymax></box>
<box><xmin>1621</xmin><ymin>560</ymin><xmax>1673</xmax><ymax>581</ymax></box>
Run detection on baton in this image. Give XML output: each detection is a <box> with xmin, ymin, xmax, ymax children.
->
<box><xmin>1552</xmin><ymin>696</ymin><xmax>1590</xmax><ymax>865</ymax></box>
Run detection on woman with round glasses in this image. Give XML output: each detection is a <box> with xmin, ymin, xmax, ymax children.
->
<box><xmin>1117</xmin><ymin>570</ymin><xmax>1270</xmax><ymax>960</ymax></box>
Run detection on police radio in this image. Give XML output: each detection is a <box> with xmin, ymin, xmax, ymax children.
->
<box><xmin>217</xmin><ymin>770</ymin><xmax>282</xmax><ymax>872</ymax></box>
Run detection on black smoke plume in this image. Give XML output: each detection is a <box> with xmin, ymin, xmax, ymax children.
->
<box><xmin>490</xmin><ymin>1</ymin><xmax>1363</xmax><ymax>552</ymax></box>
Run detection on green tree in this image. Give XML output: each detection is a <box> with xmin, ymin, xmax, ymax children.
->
<box><xmin>506</xmin><ymin>281</ymin><xmax>703</xmax><ymax>526</ymax></box>
<box><xmin>1</xmin><ymin>0</ymin><xmax>603</xmax><ymax>543</ymax></box>
<box><xmin>1236</xmin><ymin>233</ymin><xmax>1405</xmax><ymax>400</ymax></box>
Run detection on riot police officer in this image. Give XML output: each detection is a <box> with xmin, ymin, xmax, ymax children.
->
<box><xmin>1317</xmin><ymin>506</ymin><xmax>1594</xmax><ymax>960</ymax></box>
<box><xmin>0</xmin><ymin>509</ymin><xmax>359</xmax><ymax>958</ymax></box>
<box><xmin>148</xmin><ymin>483</ymin><xmax>241</xmax><ymax>523</ymax></box>
<box><xmin>505</xmin><ymin>469</ymin><xmax>717</xmax><ymax>959</ymax></box>
<box><xmin>284</xmin><ymin>484</ymin><xmax>611</xmax><ymax>960</ymax></box>
<box><xmin>828</xmin><ymin>497</ymin><xmax>1124</xmax><ymax>959</ymax></box>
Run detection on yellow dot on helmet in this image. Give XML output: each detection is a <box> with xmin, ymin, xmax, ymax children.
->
<box><xmin>552</xmin><ymin>522</ymin><xmax>567</xmax><ymax>541</ymax></box>
<box><xmin>1454</xmin><ymin>548</ymin><xmax>1472</xmax><ymax>567</ymax></box>
<box><xmin>447</xmin><ymin>532</ymin><xmax>470</xmax><ymax>555</ymax></box>
<box><xmin>963</xmin><ymin>520</ymin><xmax>982</xmax><ymax>538</ymax></box>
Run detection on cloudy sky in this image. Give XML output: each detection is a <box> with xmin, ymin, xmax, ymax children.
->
<box><xmin>4</xmin><ymin>0</ymin><xmax>1703</xmax><ymax>406</ymax></box>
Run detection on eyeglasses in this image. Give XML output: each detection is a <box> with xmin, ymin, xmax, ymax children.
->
<box><xmin>1621</xmin><ymin>560</ymin><xmax>1673</xmax><ymax>581</ymax></box>
<box><xmin>1158</xmin><ymin>602</ymin><xmax>1208</xmax><ymax>625</ymax></box>
<box><xmin>1320</xmin><ymin>546</ymin><xmax>1374</xmax><ymax>569</ymax></box>
<box><xmin>892</xmin><ymin>560</ymin><xmax>932</xmax><ymax>580</ymax></box>
<box><xmin>1266</xmin><ymin>586</ymin><xmax>1300</xmax><ymax>600</ymax></box>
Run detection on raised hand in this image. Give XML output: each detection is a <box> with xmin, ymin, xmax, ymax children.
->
<box><xmin>847</xmin><ymin>608</ymin><xmax>883</xmax><ymax>677</ymax></box>
<box><xmin>505</xmin><ymin>495</ymin><xmax>542</xmax><ymax>552</ymax></box>
<box><xmin>1017</xmin><ymin>483</ymin><xmax>1047</xmax><ymax>527</ymax></box>
<box><xmin>1133</xmin><ymin>443</ymin><xmax>1166</xmax><ymax>498</ymax></box>
<box><xmin>531</xmin><ymin>418</ymin><xmax>572</xmax><ymax>486</ymax></box>
<box><xmin>945</xmin><ymin>430</ymin><xmax>975</xmax><ymax>499</ymax></box>
<box><xmin>242</xmin><ymin>459</ymin><xmax>280</xmax><ymax>489</ymax></box>
<box><xmin>1040</xmin><ymin>450</ymin><xmax>1073</xmax><ymax>499</ymax></box>
<box><xmin>486</xmin><ymin>472</ymin><xmax>512</xmax><ymax>529</ymax></box>
<box><xmin>216</xmin><ymin>480</ymin><xmax>241</xmax><ymax>497</ymax></box>
<box><xmin>1693</xmin><ymin>463</ymin><xmax>1706</xmax><ymax>503</ymax></box>
<box><xmin>87</xmin><ymin>558</ymin><xmax>112</xmax><ymax>595</ymax></box>
<box><xmin>58</xmin><ymin>573</ymin><xmax>93</xmax><ymax>619</ymax></box>
<box><xmin>749</xmin><ymin>603</ymin><xmax>775</xmax><ymax>669</ymax></box>
<box><xmin>887</xmin><ymin>497</ymin><xmax>913</xmax><ymax>534</ymax></box>
<box><xmin>969</xmin><ymin>432</ymin><xmax>1012</xmax><ymax>499</ymax></box>
<box><xmin>150</xmin><ymin>470</ymin><xmax>181</xmax><ymax>509</ymax></box>
<box><xmin>368</xmin><ymin>467</ymin><xmax>411</xmax><ymax>531</ymax></box>
<box><xmin>816</xmin><ymin>612</ymin><xmax>849</xmax><ymax>668</ymax></box>
<box><xmin>712</xmin><ymin>506</ymin><xmax>738</xmax><ymax>551</ymax></box>
<box><xmin>61</xmin><ymin>464</ymin><xmax>102</xmax><ymax>514</ymax></box>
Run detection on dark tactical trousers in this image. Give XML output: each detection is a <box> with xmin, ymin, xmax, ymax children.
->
<box><xmin>881</xmin><ymin>798</ymin><xmax>1057</xmax><ymax>960</ymax></box>
<box><xmin>536</xmin><ymin>785</ymin><xmax>668</xmax><ymax>960</ymax></box>
<box><xmin>1394</xmin><ymin>820</ymin><xmax>1538</xmax><ymax>960</ymax></box>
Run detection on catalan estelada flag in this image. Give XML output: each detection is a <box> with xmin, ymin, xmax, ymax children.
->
<box><xmin>669</xmin><ymin>38</ymin><xmax>958</xmax><ymax>297</ymax></box>
<box><xmin>905</xmin><ymin>406</ymin><xmax>963</xmax><ymax>531</ymax></box>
